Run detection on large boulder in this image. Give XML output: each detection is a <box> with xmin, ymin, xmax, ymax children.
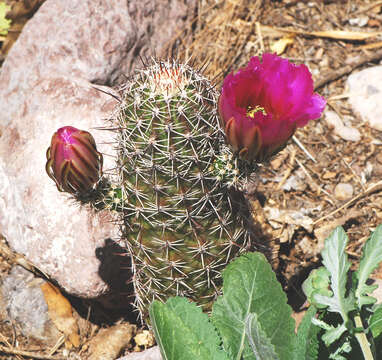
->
<box><xmin>348</xmin><ymin>65</ymin><xmax>382</xmax><ymax>132</ymax></box>
<box><xmin>0</xmin><ymin>0</ymin><xmax>197</xmax><ymax>299</ymax></box>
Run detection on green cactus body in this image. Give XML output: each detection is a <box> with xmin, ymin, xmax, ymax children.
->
<box><xmin>114</xmin><ymin>60</ymin><xmax>251</xmax><ymax>319</ymax></box>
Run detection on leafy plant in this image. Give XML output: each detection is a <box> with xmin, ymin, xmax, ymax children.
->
<box><xmin>149</xmin><ymin>225</ymin><xmax>382</xmax><ymax>359</ymax></box>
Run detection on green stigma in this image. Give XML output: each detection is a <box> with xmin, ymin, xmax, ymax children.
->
<box><xmin>247</xmin><ymin>105</ymin><xmax>267</xmax><ymax>118</ymax></box>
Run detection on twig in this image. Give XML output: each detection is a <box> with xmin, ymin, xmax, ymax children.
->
<box><xmin>260</xmin><ymin>25</ymin><xmax>381</xmax><ymax>41</ymax></box>
<box><xmin>48</xmin><ymin>335</ymin><xmax>65</xmax><ymax>356</ymax></box>
<box><xmin>0</xmin><ymin>332</ymin><xmax>22</xmax><ymax>360</ymax></box>
<box><xmin>0</xmin><ymin>345</ymin><xmax>64</xmax><ymax>360</ymax></box>
<box><xmin>313</xmin><ymin>180</ymin><xmax>382</xmax><ymax>225</ymax></box>
<box><xmin>314</xmin><ymin>48</ymin><xmax>382</xmax><ymax>90</ymax></box>
<box><xmin>292</xmin><ymin>135</ymin><xmax>317</xmax><ymax>163</ymax></box>
<box><xmin>0</xmin><ymin>241</ymin><xmax>49</xmax><ymax>278</ymax></box>
<box><xmin>328</xmin><ymin>93</ymin><xmax>350</xmax><ymax>101</ymax></box>
<box><xmin>295</xmin><ymin>158</ymin><xmax>334</xmax><ymax>200</ymax></box>
<box><xmin>353</xmin><ymin>1</ymin><xmax>382</xmax><ymax>15</ymax></box>
<box><xmin>276</xmin><ymin>148</ymin><xmax>296</xmax><ymax>190</ymax></box>
<box><xmin>359</xmin><ymin>41</ymin><xmax>382</xmax><ymax>50</ymax></box>
<box><xmin>342</xmin><ymin>158</ymin><xmax>366</xmax><ymax>191</ymax></box>
<box><xmin>255</xmin><ymin>22</ymin><xmax>265</xmax><ymax>52</ymax></box>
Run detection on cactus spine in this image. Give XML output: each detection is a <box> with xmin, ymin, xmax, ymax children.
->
<box><xmin>111</xmin><ymin>59</ymin><xmax>252</xmax><ymax>319</ymax></box>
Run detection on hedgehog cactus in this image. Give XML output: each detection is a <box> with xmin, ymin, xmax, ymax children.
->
<box><xmin>46</xmin><ymin>55</ymin><xmax>326</xmax><ymax>321</ymax></box>
<box><xmin>113</xmin><ymin>60</ymin><xmax>252</xmax><ymax>318</ymax></box>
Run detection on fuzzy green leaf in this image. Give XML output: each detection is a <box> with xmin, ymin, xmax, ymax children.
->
<box><xmin>329</xmin><ymin>341</ymin><xmax>351</xmax><ymax>360</ymax></box>
<box><xmin>314</xmin><ymin>227</ymin><xmax>356</xmax><ymax>322</ymax></box>
<box><xmin>355</xmin><ymin>225</ymin><xmax>382</xmax><ymax>308</ymax></box>
<box><xmin>311</xmin><ymin>318</ymin><xmax>347</xmax><ymax>346</ymax></box>
<box><xmin>211</xmin><ymin>252</ymin><xmax>296</xmax><ymax>360</ymax></box>
<box><xmin>245</xmin><ymin>313</ymin><xmax>279</xmax><ymax>360</ymax></box>
<box><xmin>149</xmin><ymin>297</ymin><xmax>229</xmax><ymax>360</ymax></box>
<box><xmin>295</xmin><ymin>306</ymin><xmax>320</xmax><ymax>360</ymax></box>
<box><xmin>369</xmin><ymin>303</ymin><xmax>382</xmax><ymax>338</ymax></box>
<box><xmin>302</xmin><ymin>267</ymin><xmax>332</xmax><ymax>309</ymax></box>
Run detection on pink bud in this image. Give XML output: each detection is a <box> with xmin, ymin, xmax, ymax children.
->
<box><xmin>46</xmin><ymin>126</ymin><xmax>103</xmax><ymax>194</ymax></box>
<box><xmin>219</xmin><ymin>53</ymin><xmax>326</xmax><ymax>162</ymax></box>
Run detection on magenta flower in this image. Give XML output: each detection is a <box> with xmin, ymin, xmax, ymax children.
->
<box><xmin>219</xmin><ymin>53</ymin><xmax>326</xmax><ymax>162</ymax></box>
<box><xmin>46</xmin><ymin>126</ymin><xmax>103</xmax><ymax>194</ymax></box>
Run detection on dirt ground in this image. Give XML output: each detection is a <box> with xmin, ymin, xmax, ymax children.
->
<box><xmin>2</xmin><ymin>0</ymin><xmax>382</xmax><ymax>358</ymax></box>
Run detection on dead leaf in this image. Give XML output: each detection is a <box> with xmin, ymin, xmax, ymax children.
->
<box><xmin>40</xmin><ymin>282</ymin><xmax>80</xmax><ymax>348</ymax></box>
<box><xmin>270</xmin><ymin>35</ymin><xmax>295</xmax><ymax>55</ymax></box>
<box><xmin>265</xmin><ymin>207</ymin><xmax>315</xmax><ymax>233</ymax></box>
<box><xmin>359</xmin><ymin>41</ymin><xmax>382</xmax><ymax>50</ymax></box>
<box><xmin>260</xmin><ymin>25</ymin><xmax>381</xmax><ymax>41</ymax></box>
<box><xmin>88</xmin><ymin>323</ymin><xmax>136</xmax><ymax>360</ymax></box>
<box><xmin>313</xmin><ymin>209</ymin><xmax>363</xmax><ymax>252</ymax></box>
<box><xmin>134</xmin><ymin>330</ymin><xmax>155</xmax><ymax>352</ymax></box>
<box><xmin>308</xmin><ymin>30</ymin><xmax>380</xmax><ymax>41</ymax></box>
<box><xmin>322</xmin><ymin>171</ymin><xmax>337</xmax><ymax>180</ymax></box>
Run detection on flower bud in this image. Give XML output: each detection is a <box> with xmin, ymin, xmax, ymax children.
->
<box><xmin>46</xmin><ymin>126</ymin><xmax>103</xmax><ymax>195</ymax></box>
<box><xmin>219</xmin><ymin>53</ymin><xmax>326</xmax><ymax>162</ymax></box>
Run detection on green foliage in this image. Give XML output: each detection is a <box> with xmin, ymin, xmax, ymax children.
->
<box><xmin>313</xmin><ymin>227</ymin><xmax>356</xmax><ymax>322</ymax></box>
<box><xmin>150</xmin><ymin>252</ymin><xmax>298</xmax><ymax>360</ymax></box>
<box><xmin>369</xmin><ymin>303</ymin><xmax>382</xmax><ymax>339</ymax></box>
<box><xmin>302</xmin><ymin>267</ymin><xmax>332</xmax><ymax>310</ymax></box>
<box><xmin>245</xmin><ymin>313</ymin><xmax>279</xmax><ymax>360</ymax></box>
<box><xmin>211</xmin><ymin>252</ymin><xmax>296</xmax><ymax>360</ymax></box>
<box><xmin>295</xmin><ymin>305</ymin><xmax>320</xmax><ymax>360</ymax></box>
<box><xmin>150</xmin><ymin>225</ymin><xmax>382</xmax><ymax>360</ymax></box>
<box><xmin>354</xmin><ymin>225</ymin><xmax>382</xmax><ymax>308</ymax></box>
<box><xmin>149</xmin><ymin>297</ymin><xmax>229</xmax><ymax>360</ymax></box>
<box><xmin>302</xmin><ymin>226</ymin><xmax>382</xmax><ymax>360</ymax></box>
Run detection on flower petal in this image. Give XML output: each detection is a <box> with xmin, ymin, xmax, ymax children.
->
<box><xmin>219</xmin><ymin>53</ymin><xmax>326</xmax><ymax>162</ymax></box>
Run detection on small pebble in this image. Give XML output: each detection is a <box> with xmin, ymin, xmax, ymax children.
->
<box><xmin>376</xmin><ymin>153</ymin><xmax>382</xmax><ymax>164</ymax></box>
<box><xmin>368</xmin><ymin>19</ymin><xmax>381</xmax><ymax>28</ymax></box>
<box><xmin>322</xmin><ymin>171</ymin><xmax>337</xmax><ymax>180</ymax></box>
<box><xmin>374</xmin><ymin>164</ymin><xmax>382</xmax><ymax>177</ymax></box>
<box><xmin>348</xmin><ymin>15</ymin><xmax>369</xmax><ymax>27</ymax></box>
<box><xmin>334</xmin><ymin>183</ymin><xmax>354</xmax><ymax>201</ymax></box>
<box><xmin>325</xmin><ymin>111</ymin><xmax>361</xmax><ymax>142</ymax></box>
<box><xmin>118</xmin><ymin>346</ymin><xmax>161</xmax><ymax>360</ymax></box>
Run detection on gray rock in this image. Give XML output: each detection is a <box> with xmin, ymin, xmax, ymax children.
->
<box><xmin>348</xmin><ymin>66</ymin><xmax>382</xmax><ymax>131</ymax></box>
<box><xmin>119</xmin><ymin>347</ymin><xmax>162</xmax><ymax>360</ymax></box>
<box><xmin>0</xmin><ymin>0</ymin><xmax>132</xmax><ymax>298</ymax></box>
<box><xmin>0</xmin><ymin>0</ymin><xmax>197</xmax><ymax>300</ymax></box>
<box><xmin>334</xmin><ymin>183</ymin><xmax>354</xmax><ymax>201</ymax></box>
<box><xmin>0</xmin><ymin>266</ymin><xmax>60</xmax><ymax>343</ymax></box>
<box><xmin>0</xmin><ymin>0</ymin><xmax>199</xmax><ymax>301</ymax></box>
<box><xmin>325</xmin><ymin>110</ymin><xmax>361</xmax><ymax>142</ymax></box>
<box><xmin>348</xmin><ymin>15</ymin><xmax>369</xmax><ymax>27</ymax></box>
<box><xmin>0</xmin><ymin>78</ymin><xmax>121</xmax><ymax>298</ymax></box>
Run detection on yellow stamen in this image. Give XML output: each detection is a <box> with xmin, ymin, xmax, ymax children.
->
<box><xmin>247</xmin><ymin>105</ymin><xmax>267</xmax><ymax>118</ymax></box>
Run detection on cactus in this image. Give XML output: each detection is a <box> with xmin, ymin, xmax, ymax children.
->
<box><xmin>111</xmin><ymin>59</ymin><xmax>253</xmax><ymax>319</ymax></box>
<box><xmin>46</xmin><ymin>126</ymin><xmax>103</xmax><ymax>195</ymax></box>
<box><xmin>46</xmin><ymin>55</ymin><xmax>325</xmax><ymax>321</ymax></box>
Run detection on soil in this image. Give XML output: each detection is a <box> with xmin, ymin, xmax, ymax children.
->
<box><xmin>2</xmin><ymin>0</ymin><xmax>382</xmax><ymax>358</ymax></box>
